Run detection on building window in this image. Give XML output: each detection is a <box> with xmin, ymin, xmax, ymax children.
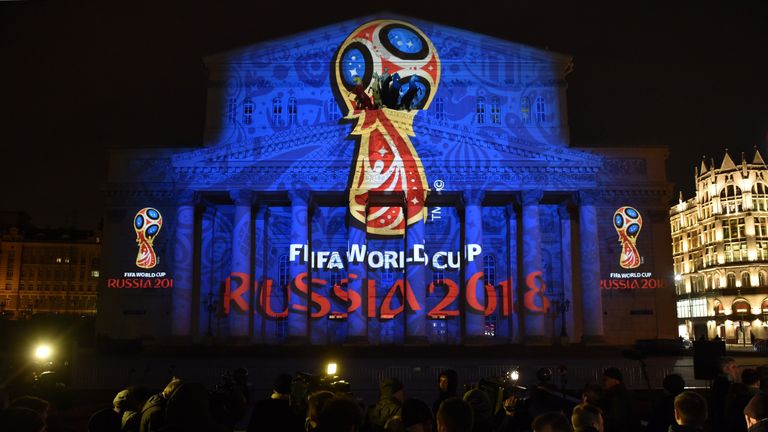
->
<box><xmin>760</xmin><ymin>271</ymin><xmax>767</xmax><ymax>287</ymax></box>
<box><xmin>434</xmin><ymin>97</ymin><xmax>445</xmax><ymax>121</ymax></box>
<box><xmin>288</xmin><ymin>97</ymin><xmax>297</xmax><ymax>126</ymax></box>
<box><xmin>329</xmin><ymin>268</ymin><xmax>343</xmax><ymax>287</ymax></box>
<box><xmin>741</xmin><ymin>272</ymin><xmax>751</xmax><ymax>288</ymax></box>
<box><xmin>381</xmin><ymin>267</ymin><xmax>395</xmax><ymax>285</ymax></box>
<box><xmin>432</xmin><ymin>269</ymin><xmax>444</xmax><ymax>286</ymax></box>
<box><xmin>754</xmin><ymin>183</ymin><xmax>768</xmax><ymax>211</ymax></box>
<box><xmin>243</xmin><ymin>97</ymin><xmax>254</xmax><ymax>125</ymax></box>
<box><xmin>483</xmin><ymin>255</ymin><xmax>496</xmax><ymax>287</ymax></box>
<box><xmin>90</xmin><ymin>270</ymin><xmax>100</xmax><ymax>278</ymax></box>
<box><xmin>276</xmin><ymin>318</ymin><xmax>288</xmax><ymax>339</ymax></box>
<box><xmin>328</xmin><ymin>98</ymin><xmax>340</xmax><ymax>121</ymax></box>
<box><xmin>727</xmin><ymin>273</ymin><xmax>737</xmax><ymax>289</ymax></box>
<box><xmin>491</xmin><ymin>97</ymin><xmax>501</xmax><ymax>125</ymax></box>
<box><xmin>720</xmin><ymin>184</ymin><xmax>743</xmax><ymax>214</ymax></box>
<box><xmin>272</xmin><ymin>97</ymin><xmax>282</xmax><ymax>125</ymax></box>
<box><xmin>278</xmin><ymin>255</ymin><xmax>289</xmax><ymax>288</ymax></box>
<box><xmin>227</xmin><ymin>97</ymin><xmax>237</xmax><ymax>124</ymax></box>
<box><xmin>484</xmin><ymin>315</ymin><xmax>497</xmax><ymax>337</ymax></box>
<box><xmin>520</xmin><ymin>96</ymin><xmax>531</xmax><ymax>124</ymax></box>
<box><xmin>534</xmin><ymin>96</ymin><xmax>546</xmax><ymax>124</ymax></box>
<box><xmin>476</xmin><ymin>97</ymin><xmax>485</xmax><ymax>125</ymax></box>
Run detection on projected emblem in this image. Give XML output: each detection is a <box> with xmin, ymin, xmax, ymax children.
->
<box><xmin>334</xmin><ymin>20</ymin><xmax>440</xmax><ymax>236</ymax></box>
<box><xmin>134</xmin><ymin>207</ymin><xmax>163</xmax><ymax>269</ymax></box>
<box><xmin>613</xmin><ymin>206</ymin><xmax>642</xmax><ymax>269</ymax></box>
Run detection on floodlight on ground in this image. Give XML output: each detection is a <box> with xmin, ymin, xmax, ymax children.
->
<box><xmin>34</xmin><ymin>344</ymin><xmax>53</xmax><ymax>361</ymax></box>
<box><xmin>326</xmin><ymin>362</ymin><xmax>338</xmax><ymax>376</ymax></box>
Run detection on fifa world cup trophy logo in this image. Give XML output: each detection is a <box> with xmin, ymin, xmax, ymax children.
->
<box><xmin>334</xmin><ymin>20</ymin><xmax>440</xmax><ymax>236</ymax></box>
<box><xmin>134</xmin><ymin>208</ymin><xmax>163</xmax><ymax>269</ymax></box>
<box><xmin>613</xmin><ymin>206</ymin><xmax>642</xmax><ymax>269</ymax></box>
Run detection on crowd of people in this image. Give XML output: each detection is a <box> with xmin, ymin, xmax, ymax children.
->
<box><xmin>4</xmin><ymin>357</ymin><xmax>768</xmax><ymax>431</ymax></box>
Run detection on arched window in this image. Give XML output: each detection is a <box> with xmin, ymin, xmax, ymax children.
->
<box><xmin>328</xmin><ymin>98</ymin><xmax>340</xmax><ymax>121</ymax></box>
<box><xmin>727</xmin><ymin>273</ymin><xmax>737</xmax><ymax>289</ymax></box>
<box><xmin>713</xmin><ymin>299</ymin><xmax>724</xmax><ymax>315</ymax></box>
<box><xmin>760</xmin><ymin>271</ymin><xmax>767</xmax><ymax>287</ymax></box>
<box><xmin>753</xmin><ymin>183</ymin><xmax>768</xmax><ymax>211</ymax></box>
<box><xmin>476</xmin><ymin>97</ymin><xmax>486</xmax><ymax>125</ymax></box>
<box><xmin>534</xmin><ymin>96</ymin><xmax>546</xmax><ymax>124</ymax></box>
<box><xmin>227</xmin><ymin>97</ymin><xmax>237</xmax><ymax>124</ymax></box>
<box><xmin>491</xmin><ymin>97</ymin><xmax>501</xmax><ymax>125</ymax></box>
<box><xmin>483</xmin><ymin>255</ymin><xmax>496</xmax><ymax>287</ymax></box>
<box><xmin>278</xmin><ymin>255</ymin><xmax>290</xmax><ymax>288</ymax></box>
<box><xmin>761</xmin><ymin>298</ymin><xmax>768</xmax><ymax>315</ymax></box>
<box><xmin>706</xmin><ymin>275</ymin><xmax>712</xmax><ymax>290</ymax></box>
<box><xmin>288</xmin><ymin>97</ymin><xmax>297</xmax><ymax>126</ymax></box>
<box><xmin>520</xmin><ymin>96</ymin><xmax>531</xmax><ymax>124</ymax></box>
<box><xmin>434</xmin><ymin>97</ymin><xmax>445</xmax><ymax>121</ymax></box>
<box><xmin>741</xmin><ymin>272</ymin><xmax>751</xmax><ymax>288</ymax></box>
<box><xmin>242</xmin><ymin>97</ymin><xmax>254</xmax><ymax>125</ymax></box>
<box><xmin>720</xmin><ymin>184</ymin><xmax>743</xmax><ymax>214</ymax></box>
<box><xmin>733</xmin><ymin>298</ymin><xmax>751</xmax><ymax>316</ymax></box>
<box><xmin>272</xmin><ymin>97</ymin><xmax>282</xmax><ymax>125</ymax></box>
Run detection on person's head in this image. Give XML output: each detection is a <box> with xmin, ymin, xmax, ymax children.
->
<box><xmin>719</xmin><ymin>356</ymin><xmax>739</xmax><ymax>380</ymax></box>
<box><xmin>571</xmin><ymin>404</ymin><xmax>603</xmax><ymax>432</ymax></box>
<box><xmin>673</xmin><ymin>391</ymin><xmax>707</xmax><ymax>428</ymax></box>
<box><xmin>402</xmin><ymin>398</ymin><xmax>433</xmax><ymax>432</ymax></box>
<box><xmin>662</xmin><ymin>374</ymin><xmax>686</xmax><ymax>396</ymax></box>
<box><xmin>581</xmin><ymin>383</ymin><xmax>603</xmax><ymax>406</ymax></box>
<box><xmin>0</xmin><ymin>407</ymin><xmax>46</xmax><ymax>432</ymax></box>
<box><xmin>601</xmin><ymin>367</ymin><xmax>623</xmax><ymax>389</ymax></box>
<box><xmin>537</xmin><ymin>367</ymin><xmax>553</xmax><ymax>384</ymax></box>
<box><xmin>10</xmin><ymin>396</ymin><xmax>49</xmax><ymax>421</ymax></box>
<box><xmin>743</xmin><ymin>368</ymin><xmax>760</xmax><ymax>388</ymax></box>
<box><xmin>162</xmin><ymin>378</ymin><xmax>183</xmax><ymax>398</ymax></box>
<box><xmin>273</xmin><ymin>373</ymin><xmax>292</xmax><ymax>397</ymax></box>
<box><xmin>744</xmin><ymin>392</ymin><xmax>768</xmax><ymax>427</ymax></box>
<box><xmin>463</xmin><ymin>389</ymin><xmax>493</xmax><ymax>428</ymax></box>
<box><xmin>532</xmin><ymin>411</ymin><xmax>573</xmax><ymax>432</ymax></box>
<box><xmin>380</xmin><ymin>377</ymin><xmax>405</xmax><ymax>402</ymax></box>
<box><xmin>756</xmin><ymin>366</ymin><xmax>768</xmax><ymax>391</ymax></box>
<box><xmin>317</xmin><ymin>395</ymin><xmax>363</xmax><ymax>432</ymax></box>
<box><xmin>307</xmin><ymin>391</ymin><xmax>335</xmax><ymax>426</ymax></box>
<box><xmin>438</xmin><ymin>369</ymin><xmax>458</xmax><ymax>394</ymax></box>
<box><xmin>436</xmin><ymin>398</ymin><xmax>472</xmax><ymax>432</ymax></box>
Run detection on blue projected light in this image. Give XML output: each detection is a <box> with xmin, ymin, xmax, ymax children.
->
<box><xmin>386</xmin><ymin>27</ymin><xmax>423</xmax><ymax>54</ymax></box>
<box><xmin>135</xmin><ymin>215</ymin><xmax>144</xmax><ymax>229</ymax></box>
<box><xmin>342</xmin><ymin>47</ymin><xmax>367</xmax><ymax>86</ymax></box>
<box><xmin>147</xmin><ymin>209</ymin><xmax>160</xmax><ymax>220</ymax></box>
<box><xmin>625</xmin><ymin>208</ymin><xmax>639</xmax><ymax>218</ymax></box>
<box><xmin>400</xmin><ymin>77</ymin><xmax>428</xmax><ymax>108</ymax></box>
<box><xmin>627</xmin><ymin>223</ymin><xmax>639</xmax><ymax>235</ymax></box>
<box><xmin>147</xmin><ymin>225</ymin><xmax>159</xmax><ymax>237</ymax></box>
<box><xmin>614</xmin><ymin>214</ymin><xmax>624</xmax><ymax>228</ymax></box>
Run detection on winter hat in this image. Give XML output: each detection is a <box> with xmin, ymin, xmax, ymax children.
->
<box><xmin>380</xmin><ymin>377</ymin><xmax>404</xmax><ymax>398</ymax></box>
<box><xmin>603</xmin><ymin>367</ymin><xmax>623</xmax><ymax>382</ymax></box>
<box><xmin>113</xmin><ymin>388</ymin><xmax>133</xmax><ymax>409</ymax></box>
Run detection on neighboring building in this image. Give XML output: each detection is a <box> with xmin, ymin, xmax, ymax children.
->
<box><xmin>100</xmin><ymin>15</ymin><xmax>676</xmax><ymax>345</ymax></box>
<box><xmin>670</xmin><ymin>149</ymin><xmax>768</xmax><ymax>344</ymax></box>
<box><xmin>0</xmin><ymin>227</ymin><xmax>101</xmax><ymax>318</ymax></box>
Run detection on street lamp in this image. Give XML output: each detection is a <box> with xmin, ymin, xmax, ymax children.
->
<box><xmin>203</xmin><ymin>291</ymin><xmax>219</xmax><ymax>337</ymax></box>
<box><xmin>559</xmin><ymin>295</ymin><xmax>571</xmax><ymax>337</ymax></box>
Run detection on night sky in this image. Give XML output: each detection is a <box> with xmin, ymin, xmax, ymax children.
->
<box><xmin>1</xmin><ymin>1</ymin><xmax>767</xmax><ymax>229</ymax></box>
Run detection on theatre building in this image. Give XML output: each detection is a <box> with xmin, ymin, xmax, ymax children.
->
<box><xmin>100</xmin><ymin>16</ymin><xmax>676</xmax><ymax>345</ymax></box>
<box><xmin>670</xmin><ymin>150</ymin><xmax>768</xmax><ymax>344</ymax></box>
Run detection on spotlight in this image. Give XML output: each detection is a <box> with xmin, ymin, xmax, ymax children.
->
<box><xmin>326</xmin><ymin>362</ymin><xmax>338</xmax><ymax>376</ymax></box>
<box><xmin>508</xmin><ymin>368</ymin><xmax>520</xmax><ymax>383</ymax></box>
<box><xmin>34</xmin><ymin>344</ymin><xmax>53</xmax><ymax>361</ymax></box>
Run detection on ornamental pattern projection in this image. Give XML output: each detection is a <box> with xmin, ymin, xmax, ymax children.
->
<box><xmin>99</xmin><ymin>15</ymin><xmax>675</xmax><ymax>345</ymax></box>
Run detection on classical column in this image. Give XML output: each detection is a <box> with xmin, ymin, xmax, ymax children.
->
<box><xmin>288</xmin><ymin>190</ymin><xmax>310</xmax><ymax>340</ymax></box>
<box><xmin>578</xmin><ymin>190</ymin><xmax>604</xmax><ymax>343</ymax></box>
<box><xmin>406</xmin><ymin>205</ymin><xmax>427</xmax><ymax>343</ymax></box>
<box><xmin>172</xmin><ymin>190</ymin><xmax>196</xmax><ymax>337</ymax></box>
<box><xmin>521</xmin><ymin>190</ymin><xmax>547</xmax><ymax>344</ymax></box>
<box><xmin>347</xmin><ymin>224</ymin><xmax>367</xmax><ymax>342</ymax></box>
<box><xmin>251</xmin><ymin>207</ymin><xmax>268</xmax><ymax>343</ymax></box>
<box><xmin>463</xmin><ymin>189</ymin><xmax>485</xmax><ymax>341</ymax></box>
<box><xmin>506</xmin><ymin>204</ymin><xmax>520</xmax><ymax>343</ymax></box>
<box><xmin>558</xmin><ymin>204</ymin><xmax>575</xmax><ymax>343</ymax></box>
<box><xmin>228</xmin><ymin>190</ymin><xmax>255</xmax><ymax>338</ymax></box>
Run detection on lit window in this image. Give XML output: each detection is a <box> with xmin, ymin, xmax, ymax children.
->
<box><xmin>741</xmin><ymin>272</ymin><xmax>751</xmax><ymax>288</ymax></box>
<box><xmin>272</xmin><ymin>97</ymin><xmax>282</xmax><ymax>125</ymax></box>
<box><xmin>243</xmin><ymin>97</ymin><xmax>254</xmax><ymax>125</ymax></box>
<box><xmin>56</xmin><ymin>258</ymin><xmax>62</xmax><ymax>263</ymax></box>
<box><xmin>90</xmin><ymin>270</ymin><xmax>100</xmax><ymax>278</ymax></box>
<box><xmin>484</xmin><ymin>315</ymin><xmax>497</xmax><ymax>337</ymax></box>
<box><xmin>491</xmin><ymin>97</ymin><xmax>501</xmax><ymax>125</ymax></box>
<box><xmin>520</xmin><ymin>96</ymin><xmax>531</xmax><ymax>124</ymax></box>
<box><xmin>727</xmin><ymin>273</ymin><xmax>736</xmax><ymax>288</ymax></box>
<box><xmin>476</xmin><ymin>97</ymin><xmax>485</xmax><ymax>125</ymax></box>
<box><xmin>535</xmin><ymin>96</ymin><xmax>546</xmax><ymax>124</ymax></box>
<box><xmin>483</xmin><ymin>255</ymin><xmax>496</xmax><ymax>287</ymax></box>
<box><xmin>288</xmin><ymin>97</ymin><xmax>297</xmax><ymax>126</ymax></box>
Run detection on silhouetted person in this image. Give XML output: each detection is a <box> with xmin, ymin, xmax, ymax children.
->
<box><xmin>367</xmin><ymin>377</ymin><xmax>405</xmax><ymax>432</ymax></box>
<box><xmin>140</xmin><ymin>378</ymin><xmax>183</xmax><ymax>432</ymax></box>
<box><xmin>600</xmin><ymin>367</ymin><xmax>635</xmax><ymax>432</ymax></box>
<box><xmin>463</xmin><ymin>389</ymin><xmax>493</xmax><ymax>432</ymax></box>
<box><xmin>728</xmin><ymin>368</ymin><xmax>762</xmax><ymax>432</ymax></box>
<box><xmin>306</xmin><ymin>391</ymin><xmax>335</xmax><ymax>432</ymax></box>
<box><xmin>529</xmin><ymin>367</ymin><xmax>565</xmax><ymax>419</ymax></box>
<box><xmin>580</xmin><ymin>383</ymin><xmax>603</xmax><ymax>408</ymax></box>
<box><xmin>670</xmin><ymin>391</ymin><xmax>707</xmax><ymax>432</ymax></box>
<box><xmin>436</xmin><ymin>397</ymin><xmax>473</xmax><ymax>432</ymax></box>
<box><xmin>316</xmin><ymin>395</ymin><xmax>364</xmax><ymax>432</ymax></box>
<box><xmin>710</xmin><ymin>356</ymin><xmax>739</xmax><ymax>430</ymax></box>
<box><xmin>248</xmin><ymin>373</ymin><xmax>302</xmax><ymax>432</ymax></box>
<box><xmin>89</xmin><ymin>388</ymin><xmax>133</xmax><ymax>432</ymax></box>
<box><xmin>571</xmin><ymin>404</ymin><xmax>604</xmax><ymax>432</ymax></box>
<box><xmin>646</xmin><ymin>373</ymin><xmax>685</xmax><ymax>432</ymax></box>
<box><xmin>401</xmin><ymin>398</ymin><xmax>433</xmax><ymax>432</ymax></box>
<box><xmin>0</xmin><ymin>407</ymin><xmax>46</xmax><ymax>432</ymax></box>
<box><xmin>744</xmin><ymin>391</ymin><xmax>768</xmax><ymax>431</ymax></box>
<box><xmin>531</xmin><ymin>411</ymin><xmax>573</xmax><ymax>432</ymax></box>
<box><xmin>433</xmin><ymin>369</ymin><xmax>458</xmax><ymax>416</ymax></box>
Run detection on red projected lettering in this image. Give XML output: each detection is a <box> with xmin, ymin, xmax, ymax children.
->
<box><xmin>106</xmin><ymin>278</ymin><xmax>174</xmax><ymax>289</ymax></box>
<box><xmin>524</xmin><ymin>271</ymin><xmax>550</xmax><ymax>313</ymax></box>
<box><xmin>427</xmin><ymin>279</ymin><xmax>460</xmax><ymax>317</ymax></box>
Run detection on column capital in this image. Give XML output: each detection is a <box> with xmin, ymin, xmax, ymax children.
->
<box><xmin>176</xmin><ymin>190</ymin><xmax>198</xmax><ymax>206</ymax></box>
<box><xmin>520</xmin><ymin>190</ymin><xmax>544</xmax><ymax>206</ymax></box>
<box><xmin>577</xmin><ymin>190</ymin><xmax>600</xmax><ymax>206</ymax></box>
<box><xmin>463</xmin><ymin>189</ymin><xmax>485</xmax><ymax>206</ymax></box>
<box><xmin>229</xmin><ymin>189</ymin><xmax>256</xmax><ymax>206</ymax></box>
<box><xmin>288</xmin><ymin>190</ymin><xmax>311</xmax><ymax>206</ymax></box>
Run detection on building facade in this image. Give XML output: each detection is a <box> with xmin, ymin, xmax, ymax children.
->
<box><xmin>0</xmin><ymin>227</ymin><xmax>101</xmax><ymax>318</ymax></box>
<box><xmin>100</xmin><ymin>16</ymin><xmax>676</xmax><ymax>345</ymax></box>
<box><xmin>671</xmin><ymin>150</ymin><xmax>768</xmax><ymax>344</ymax></box>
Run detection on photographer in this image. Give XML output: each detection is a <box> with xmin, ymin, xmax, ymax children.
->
<box><xmin>247</xmin><ymin>373</ymin><xmax>303</xmax><ymax>432</ymax></box>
